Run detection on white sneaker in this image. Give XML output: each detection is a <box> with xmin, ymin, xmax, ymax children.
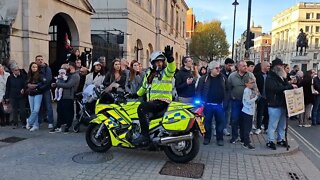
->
<box><xmin>250</xmin><ymin>131</ymin><xmax>253</xmax><ymax>135</ymax></box>
<box><xmin>252</xmin><ymin>125</ymin><xmax>256</xmax><ymax>130</ymax></box>
<box><xmin>254</xmin><ymin>129</ymin><xmax>262</xmax><ymax>135</ymax></box>
<box><xmin>30</xmin><ymin>126</ymin><xmax>39</xmax><ymax>132</ymax></box>
<box><xmin>48</xmin><ymin>124</ymin><xmax>53</xmax><ymax>129</ymax></box>
<box><xmin>303</xmin><ymin>124</ymin><xmax>311</xmax><ymax>128</ymax></box>
<box><xmin>26</xmin><ymin>120</ymin><xmax>31</xmax><ymax>130</ymax></box>
<box><xmin>223</xmin><ymin>129</ymin><xmax>231</xmax><ymax>136</ymax></box>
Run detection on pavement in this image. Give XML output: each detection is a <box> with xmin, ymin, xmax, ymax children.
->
<box><xmin>0</xmin><ymin>124</ymin><xmax>320</xmax><ymax>180</ymax></box>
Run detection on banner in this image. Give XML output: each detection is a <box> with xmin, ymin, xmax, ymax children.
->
<box><xmin>284</xmin><ymin>87</ymin><xmax>304</xmax><ymax>117</ymax></box>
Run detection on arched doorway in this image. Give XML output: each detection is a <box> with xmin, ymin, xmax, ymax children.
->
<box><xmin>136</xmin><ymin>39</ymin><xmax>144</xmax><ymax>67</ymax></box>
<box><xmin>48</xmin><ymin>13</ymin><xmax>79</xmax><ymax>76</ymax></box>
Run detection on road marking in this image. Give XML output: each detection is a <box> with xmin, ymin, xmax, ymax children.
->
<box><xmin>289</xmin><ymin>126</ymin><xmax>320</xmax><ymax>158</ymax></box>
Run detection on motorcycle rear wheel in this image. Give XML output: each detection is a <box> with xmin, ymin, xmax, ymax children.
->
<box><xmin>86</xmin><ymin>123</ymin><xmax>112</xmax><ymax>153</ymax></box>
<box><xmin>163</xmin><ymin>132</ymin><xmax>200</xmax><ymax>163</ymax></box>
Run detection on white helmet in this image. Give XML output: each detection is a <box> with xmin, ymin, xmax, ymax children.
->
<box><xmin>149</xmin><ymin>51</ymin><xmax>166</xmax><ymax>69</ymax></box>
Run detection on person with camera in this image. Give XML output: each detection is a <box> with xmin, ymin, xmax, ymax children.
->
<box><xmin>127</xmin><ymin>46</ymin><xmax>176</xmax><ymax>145</ymax></box>
<box><xmin>175</xmin><ymin>56</ymin><xmax>196</xmax><ymax>103</ymax></box>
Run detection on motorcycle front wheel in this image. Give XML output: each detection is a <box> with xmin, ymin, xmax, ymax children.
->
<box><xmin>163</xmin><ymin>132</ymin><xmax>200</xmax><ymax>163</ymax></box>
<box><xmin>85</xmin><ymin>123</ymin><xmax>112</xmax><ymax>153</ymax></box>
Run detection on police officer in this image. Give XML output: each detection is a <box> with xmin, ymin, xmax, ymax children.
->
<box><xmin>128</xmin><ymin>46</ymin><xmax>176</xmax><ymax>145</ymax></box>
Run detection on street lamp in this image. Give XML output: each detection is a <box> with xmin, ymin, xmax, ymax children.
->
<box><xmin>231</xmin><ymin>0</ymin><xmax>239</xmax><ymax>61</ymax></box>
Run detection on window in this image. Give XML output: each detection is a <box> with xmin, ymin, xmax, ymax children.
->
<box><xmin>315</xmin><ymin>38</ymin><xmax>319</xmax><ymax>49</ymax></box>
<box><xmin>317</xmin><ymin>13</ymin><xmax>320</xmax><ymax>19</ymax></box>
<box><xmin>316</xmin><ymin>26</ymin><xmax>320</xmax><ymax>33</ymax></box>
<box><xmin>164</xmin><ymin>0</ymin><xmax>168</xmax><ymax>22</ymax></box>
<box><xmin>305</xmin><ymin>26</ymin><xmax>310</xmax><ymax>32</ymax></box>
<box><xmin>148</xmin><ymin>0</ymin><xmax>152</xmax><ymax>13</ymax></box>
<box><xmin>175</xmin><ymin>11</ymin><xmax>179</xmax><ymax>37</ymax></box>
<box><xmin>306</xmin><ymin>13</ymin><xmax>311</xmax><ymax>19</ymax></box>
<box><xmin>49</xmin><ymin>25</ymin><xmax>57</xmax><ymax>41</ymax></box>
<box><xmin>182</xmin><ymin>21</ymin><xmax>185</xmax><ymax>38</ymax></box>
<box><xmin>314</xmin><ymin>53</ymin><xmax>318</xmax><ymax>60</ymax></box>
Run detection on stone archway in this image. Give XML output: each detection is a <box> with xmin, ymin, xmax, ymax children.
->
<box><xmin>48</xmin><ymin>12</ymin><xmax>79</xmax><ymax>76</ymax></box>
<box><xmin>136</xmin><ymin>39</ymin><xmax>145</xmax><ymax>67</ymax></box>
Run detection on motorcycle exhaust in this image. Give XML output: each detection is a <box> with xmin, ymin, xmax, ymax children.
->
<box><xmin>159</xmin><ymin>132</ymin><xmax>193</xmax><ymax>145</ymax></box>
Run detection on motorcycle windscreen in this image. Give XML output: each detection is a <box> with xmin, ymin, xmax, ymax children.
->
<box><xmin>162</xmin><ymin>109</ymin><xmax>194</xmax><ymax>131</ymax></box>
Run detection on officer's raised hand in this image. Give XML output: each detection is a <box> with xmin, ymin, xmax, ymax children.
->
<box><xmin>164</xmin><ymin>45</ymin><xmax>174</xmax><ymax>63</ymax></box>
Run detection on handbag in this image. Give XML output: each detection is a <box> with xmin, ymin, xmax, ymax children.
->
<box><xmin>2</xmin><ymin>101</ymin><xmax>12</xmax><ymax>114</ymax></box>
<box><xmin>311</xmin><ymin>79</ymin><xmax>319</xmax><ymax>95</ymax></box>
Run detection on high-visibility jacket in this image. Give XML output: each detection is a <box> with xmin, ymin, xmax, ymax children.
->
<box><xmin>137</xmin><ymin>61</ymin><xmax>176</xmax><ymax>102</ymax></box>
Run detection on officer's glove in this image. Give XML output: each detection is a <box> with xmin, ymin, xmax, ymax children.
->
<box><xmin>164</xmin><ymin>45</ymin><xmax>174</xmax><ymax>63</ymax></box>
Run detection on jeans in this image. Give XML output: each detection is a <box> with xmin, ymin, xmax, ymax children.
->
<box><xmin>203</xmin><ymin>103</ymin><xmax>225</xmax><ymax>141</ymax></box>
<box><xmin>231</xmin><ymin>99</ymin><xmax>243</xmax><ymax>140</ymax></box>
<box><xmin>240</xmin><ymin>112</ymin><xmax>253</xmax><ymax>145</ymax></box>
<box><xmin>28</xmin><ymin>95</ymin><xmax>43</xmax><ymax>128</ymax></box>
<box><xmin>267</xmin><ymin>107</ymin><xmax>286</xmax><ymax>142</ymax></box>
<box><xmin>39</xmin><ymin>90</ymin><xmax>54</xmax><ymax>124</ymax></box>
<box><xmin>312</xmin><ymin>95</ymin><xmax>320</xmax><ymax>124</ymax></box>
<box><xmin>56</xmin><ymin>99</ymin><xmax>74</xmax><ymax>129</ymax></box>
<box><xmin>256</xmin><ymin>97</ymin><xmax>269</xmax><ymax>129</ymax></box>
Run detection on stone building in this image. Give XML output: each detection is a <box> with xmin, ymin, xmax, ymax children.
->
<box><xmin>234</xmin><ymin>23</ymin><xmax>263</xmax><ymax>63</ymax></box>
<box><xmin>251</xmin><ymin>33</ymin><xmax>271</xmax><ymax>63</ymax></box>
<box><xmin>271</xmin><ymin>2</ymin><xmax>320</xmax><ymax>71</ymax></box>
<box><xmin>90</xmin><ymin>0</ymin><xmax>189</xmax><ymax>68</ymax></box>
<box><xmin>0</xmin><ymin>0</ymin><xmax>94</xmax><ymax>73</ymax></box>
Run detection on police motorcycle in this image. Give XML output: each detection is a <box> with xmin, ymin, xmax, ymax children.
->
<box><xmin>85</xmin><ymin>88</ymin><xmax>205</xmax><ymax>163</ymax></box>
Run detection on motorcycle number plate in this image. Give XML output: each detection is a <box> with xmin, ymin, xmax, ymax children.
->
<box><xmin>195</xmin><ymin>117</ymin><xmax>206</xmax><ymax>134</ymax></box>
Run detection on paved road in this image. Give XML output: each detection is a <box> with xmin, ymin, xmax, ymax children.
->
<box><xmin>288</xmin><ymin>119</ymin><xmax>320</xmax><ymax>170</ymax></box>
<box><xmin>0</xmin><ymin>125</ymin><xmax>320</xmax><ymax>180</ymax></box>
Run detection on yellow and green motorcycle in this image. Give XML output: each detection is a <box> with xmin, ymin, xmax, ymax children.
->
<box><xmin>85</xmin><ymin>92</ymin><xmax>205</xmax><ymax>163</ymax></box>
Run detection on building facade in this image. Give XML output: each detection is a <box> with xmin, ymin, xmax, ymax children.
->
<box><xmin>185</xmin><ymin>8</ymin><xmax>196</xmax><ymax>55</ymax></box>
<box><xmin>251</xmin><ymin>34</ymin><xmax>271</xmax><ymax>63</ymax></box>
<box><xmin>90</xmin><ymin>0</ymin><xmax>189</xmax><ymax>68</ymax></box>
<box><xmin>271</xmin><ymin>2</ymin><xmax>320</xmax><ymax>71</ymax></box>
<box><xmin>234</xmin><ymin>24</ymin><xmax>263</xmax><ymax>63</ymax></box>
<box><xmin>0</xmin><ymin>0</ymin><xmax>94</xmax><ymax>71</ymax></box>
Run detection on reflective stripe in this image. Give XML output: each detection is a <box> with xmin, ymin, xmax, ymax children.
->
<box><xmin>152</xmin><ymin>80</ymin><xmax>172</xmax><ymax>84</ymax></box>
<box><xmin>150</xmin><ymin>90</ymin><xmax>172</xmax><ymax>94</ymax></box>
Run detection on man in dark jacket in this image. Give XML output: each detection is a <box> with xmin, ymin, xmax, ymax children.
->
<box><xmin>175</xmin><ymin>56</ymin><xmax>196</xmax><ymax>103</ymax></box>
<box><xmin>221</xmin><ymin>58</ymin><xmax>234</xmax><ymax>136</ymax></box>
<box><xmin>4</xmin><ymin>64</ymin><xmax>27</xmax><ymax>128</ymax></box>
<box><xmin>265</xmin><ymin>58</ymin><xmax>297</xmax><ymax>150</ymax></box>
<box><xmin>312</xmin><ymin>71</ymin><xmax>320</xmax><ymax>125</ymax></box>
<box><xmin>196</xmin><ymin>61</ymin><xmax>227</xmax><ymax>146</ymax></box>
<box><xmin>50</xmin><ymin>62</ymin><xmax>80</xmax><ymax>133</ymax></box>
<box><xmin>254</xmin><ymin>61</ymin><xmax>270</xmax><ymax>134</ymax></box>
<box><xmin>35</xmin><ymin>55</ymin><xmax>54</xmax><ymax>129</ymax></box>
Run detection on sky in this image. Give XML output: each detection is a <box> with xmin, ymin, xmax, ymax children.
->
<box><xmin>185</xmin><ymin>0</ymin><xmax>320</xmax><ymax>45</ymax></box>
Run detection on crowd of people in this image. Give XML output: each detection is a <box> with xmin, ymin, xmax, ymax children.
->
<box><xmin>0</xmin><ymin>47</ymin><xmax>318</xmax><ymax>150</ymax></box>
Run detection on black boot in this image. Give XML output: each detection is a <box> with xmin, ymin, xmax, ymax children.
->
<box><xmin>132</xmin><ymin>134</ymin><xmax>150</xmax><ymax>146</ymax></box>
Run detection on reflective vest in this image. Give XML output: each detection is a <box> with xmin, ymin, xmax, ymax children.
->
<box><xmin>137</xmin><ymin>61</ymin><xmax>176</xmax><ymax>102</ymax></box>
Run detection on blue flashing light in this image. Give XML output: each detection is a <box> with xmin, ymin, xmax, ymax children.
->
<box><xmin>194</xmin><ymin>99</ymin><xmax>201</xmax><ymax>105</ymax></box>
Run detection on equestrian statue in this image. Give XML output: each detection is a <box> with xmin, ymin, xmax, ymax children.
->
<box><xmin>296</xmin><ymin>28</ymin><xmax>308</xmax><ymax>56</ymax></box>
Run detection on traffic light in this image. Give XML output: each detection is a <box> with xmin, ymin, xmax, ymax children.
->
<box><xmin>244</xmin><ymin>31</ymin><xmax>255</xmax><ymax>49</ymax></box>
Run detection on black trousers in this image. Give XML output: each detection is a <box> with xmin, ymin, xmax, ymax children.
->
<box><xmin>56</xmin><ymin>99</ymin><xmax>74</xmax><ymax>129</ymax></box>
<box><xmin>137</xmin><ymin>100</ymin><xmax>168</xmax><ymax>136</ymax></box>
<box><xmin>10</xmin><ymin>97</ymin><xmax>27</xmax><ymax>125</ymax></box>
<box><xmin>256</xmin><ymin>97</ymin><xmax>269</xmax><ymax>130</ymax></box>
<box><xmin>240</xmin><ymin>112</ymin><xmax>253</xmax><ymax>145</ymax></box>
